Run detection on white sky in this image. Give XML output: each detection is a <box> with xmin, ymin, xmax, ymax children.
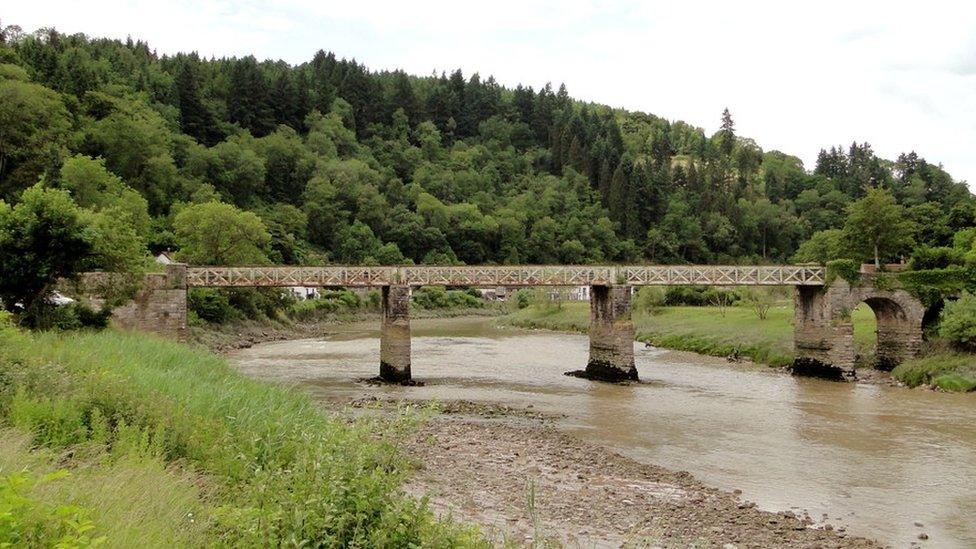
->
<box><xmin>6</xmin><ymin>1</ymin><xmax>976</xmax><ymax>185</ymax></box>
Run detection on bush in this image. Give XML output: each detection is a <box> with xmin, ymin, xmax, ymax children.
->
<box><xmin>825</xmin><ymin>259</ymin><xmax>860</xmax><ymax>284</ymax></box>
<box><xmin>286</xmin><ymin>289</ymin><xmax>363</xmax><ymax>320</ymax></box>
<box><xmin>663</xmin><ymin>286</ymin><xmax>740</xmax><ymax>307</ymax></box>
<box><xmin>412</xmin><ymin>286</ymin><xmax>483</xmax><ymax>310</ymax></box>
<box><xmin>909</xmin><ymin>246</ymin><xmax>965</xmax><ymax>270</ymax></box>
<box><xmin>187</xmin><ymin>288</ymin><xmax>236</xmax><ymax>324</ymax></box>
<box><xmin>634</xmin><ymin>287</ymin><xmax>665</xmax><ymax>314</ymax></box>
<box><xmin>31</xmin><ymin>302</ymin><xmax>111</xmax><ymax>331</ymax></box>
<box><xmin>938</xmin><ymin>291</ymin><xmax>976</xmax><ymax>350</ymax></box>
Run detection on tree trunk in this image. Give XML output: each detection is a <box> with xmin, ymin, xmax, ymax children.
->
<box><xmin>874</xmin><ymin>243</ymin><xmax>880</xmax><ymax>269</ymax></box>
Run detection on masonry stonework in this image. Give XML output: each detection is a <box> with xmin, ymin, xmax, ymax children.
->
<box><xmin>793</xmin><ymin>277</ymin><xmax>924</xmax><ymax>371</ymax></box>
<box><xmin>584</xmin><ymin>284</ymin><xmax>638</xmax><ymax>381</ymax></box>
<box><xmin>75</xmin><ymin>264</ymin><xmax>188</xmax><ymax>341</ymax></box>
<box><xmin>380</xmin><ymin>285</ymin><xmax>412</xmax><ymax>382</ymax></box>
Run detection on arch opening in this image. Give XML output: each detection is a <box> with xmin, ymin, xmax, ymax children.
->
<box><xmin>860</xmin><ymin>296</ymin><xmax>914</xmax><ymax>371</ymax></box>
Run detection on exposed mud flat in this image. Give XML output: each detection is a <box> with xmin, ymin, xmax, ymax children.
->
<box><xmin>351</xmin><ymin>397</ymin><xmax>881</xmax><ymax>547</ymax></box>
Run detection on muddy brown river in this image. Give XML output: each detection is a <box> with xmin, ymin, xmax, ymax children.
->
<box><xmin>230</xmin><ymin>317</ymin><xmax>976</xmax><ymax>547</ymax></box>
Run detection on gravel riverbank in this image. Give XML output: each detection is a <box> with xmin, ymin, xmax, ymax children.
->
<box><xmin>348</xmin><ymin>396</ymin><xmax>884</xmax><ymax>548</ymax></box>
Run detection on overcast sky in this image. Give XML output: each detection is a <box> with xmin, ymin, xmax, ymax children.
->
<box><xmin>7</xmin><ymin>1</ymin><xmax>976</xmax><ymax>184</ymax></box>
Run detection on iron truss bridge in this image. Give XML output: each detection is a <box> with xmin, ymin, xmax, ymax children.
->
<box><xmin>185</xmin><ymin>265</ymin><xmax>825</xmax><ymax>288</ymax></box>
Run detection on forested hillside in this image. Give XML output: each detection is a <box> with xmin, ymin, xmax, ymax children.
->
<box><xmin>1</xmin><ymin>23</ymin><xmax>973</xmax><ymax>270</ymax></box>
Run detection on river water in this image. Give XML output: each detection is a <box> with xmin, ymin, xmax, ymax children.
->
<box><xmin>230</xmin><ymin>317</ymin><xmax>976</xmax><ymax>547</ymax></box>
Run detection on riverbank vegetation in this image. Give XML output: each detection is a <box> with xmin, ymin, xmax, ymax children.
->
<box><xmin>0</xmin><ymin>313</ymin><xmax>484</xmax><ymax>546</ymax></box>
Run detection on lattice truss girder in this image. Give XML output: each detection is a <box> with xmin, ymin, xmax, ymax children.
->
<box><xmin>185</xmin><ymin>265</ymin><xmax>825</xmax><ymax>288</ymax></box>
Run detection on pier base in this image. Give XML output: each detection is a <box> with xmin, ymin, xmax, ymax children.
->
<box><xmin>380</xmin><ymin>285</ymin><xmax>411</xmax><ymax>383</ymax></box>
<box><xmin>582</xmin><ymin>284</ymin><xmax>638</xmax><ymax>382</ymax></box>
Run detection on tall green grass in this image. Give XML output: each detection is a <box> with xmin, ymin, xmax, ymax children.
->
<box><xmin>0</xmin><ymin>321</ymin><xmax>484</xmax><ymax>547</ymax></box>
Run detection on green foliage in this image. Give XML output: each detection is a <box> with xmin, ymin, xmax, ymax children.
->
<box><xmin>825</xmin><ymin>259</ymin><xmax>861</xmax><ymax>285</ymax></box>
<box><xmin>938</xmin><ymin>292</ymin><xmax>976</xmax><ymax>350</ymax></box>
<box><xmin>187</xmin><ymin>288</ymin><xmax>236</xmax><ymax>324</ymax></box>
<box><xmin>0</xmin><ymin>327</ymin><xmax>484</xmax><ymax>546</ymax></box>
<box><xmin>892</xmin><ymin>353</ymin><xmax>976</xmax><ymax>391</ymax></box>
<box><xmin>173</xmin><ymin>201</ymin><xmax>271</xmax><ymax>265</ymax></box>
<box><xmin>412</xmin><ymin>286</ymin><xmax>483</xmax><ymax>310</ymax></box>
<box><xmin>908</xmin><ymin>246</ymin><xmax>965</xmax><ymax>270</ymax></box>
<box><xmin>633</xmin><ymin>286</ymin><xmax>665</xmax><ymax>314</ymax></box>
<box><xmin>843</xmin><ymin>187</ymin><xmax>915</xmax><ymax>266</ymax></box>
<box><xmin>0</xmin><ymin>26</ymin><xmax>973</xmax><ymax>290</ymax></box>
<box><xmin>896</xmin><ymin>266</ymin><xmax>976</xmax><ymax>308</ymax></box>
<box><xmin>0</xmin><ymin>70</ymin><xmax>71</xmax><ymax>190</ymax></box>
<box><xmin>792</xmin><ymin>229</ymin><xmax>847</xmax><ymax>264</ymax></box>
<box><xmin>0</xmin><ymin>470</ymin><xmax>106</xmax><ymax>548</ymax></box>
<box><xmin>0</xmin><ymin>185</ymin><xmax>92</xmax><ymax>321</ymax></box>
<box><xmin>663</xmin><ymin>286</ymin><xmax>740</xmax><ymax>307</ymax></box>
<box><xmin>287</xmin><ymin>290</ymin><xmax>364</xmax><ymax>321</ymax></box>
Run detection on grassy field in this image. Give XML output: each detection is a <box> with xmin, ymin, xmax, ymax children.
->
<box><xmin>502</xmin><ymin>301</ymin><xmax>877</xmax><ymax>368</ymax></box>
<box><xmin>0</xmin><ymin>317</ymin><xmax>485</xmax><ymax>547</ymax></box>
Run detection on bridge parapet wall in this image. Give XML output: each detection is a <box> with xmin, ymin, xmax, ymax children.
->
<box><xmin>185</xmin><ymin>265</ymin><xmax>825</xmax><ymax>288</ymax></box>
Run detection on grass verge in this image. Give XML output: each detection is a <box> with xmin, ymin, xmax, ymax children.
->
<box><xmin>0</xmin><ymin>320</ymin><xmax>484</xmax><ymax>547</ymax></box>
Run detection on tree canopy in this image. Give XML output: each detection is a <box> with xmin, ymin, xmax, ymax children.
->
<box><xmin>0</xmin><ymin>23</ymin><xmax>969</xmax><ymax>285</ymax></box>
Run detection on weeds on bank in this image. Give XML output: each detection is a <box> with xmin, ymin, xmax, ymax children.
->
<box><xmin>0</xmin><ymin>321</ymin><xmax>486</xmax><ymax>547</ymax></box>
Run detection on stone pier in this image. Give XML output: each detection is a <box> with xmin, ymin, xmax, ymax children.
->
<box><xmin>380</xmin><ymin>285</ymin><xmax>412</xmax><ymax>383</ymax></box>
<box><xmin>584</xmin><ymin>284</ymin><xmax>638</xmax><ymax>381</ymax></box>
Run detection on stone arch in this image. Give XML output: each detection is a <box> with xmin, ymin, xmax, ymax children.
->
<box><xmin>847</xmin><ymin>289</ymin><xmax>925</xmax><ymax>370</ymax></box>
<box><xmin>793</xmin><ymin>278</ymin><xmax>925</xmax><ymax>372</ymax></box>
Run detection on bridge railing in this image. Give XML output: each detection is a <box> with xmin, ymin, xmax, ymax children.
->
<box><xmin>184</xmin><ymin>265</ymin><xmax>825</xmax><ymax>288</ymax></box>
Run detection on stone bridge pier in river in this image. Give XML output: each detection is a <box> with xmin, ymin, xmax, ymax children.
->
<box><xmin>81</xmin><ymin>264</ymin><xmax>926</xmax><ymax>382</ymax></box>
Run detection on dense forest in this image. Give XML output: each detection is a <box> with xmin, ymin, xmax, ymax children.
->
<box><xmin>1</xmin><ymin>21</ymin><xmax>974</xmax><ymax>278</ymax></box>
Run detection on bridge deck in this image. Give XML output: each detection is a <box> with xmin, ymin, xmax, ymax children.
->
<box><xmin>185</xmin><ymin>265</ymin><xmax>825</xmax><ymax>288</ymax></box>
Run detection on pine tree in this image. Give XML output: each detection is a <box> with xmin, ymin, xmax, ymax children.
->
<box><xmin>175</xmin><ymin>62</ymin><xmax>220</xmax><ymax>145</ymax></box>
<box><xmin>228</xmin><ymin>56</ymin><xmax>274</xmax><ymax>136</ymax></box>
<box><xmin>389</xmin><ymin>70</ymin><xmax>421</xmax><ymax>125</ymax></box>
<box><xmin>719</xmin><ymin>107</ymin><xmax>735</xmax><ymax>157</ymax></box>
<box><xmin>271</xmin><ymin>71</ymin><xmax>300</xmax><ymax>130</ymax></box>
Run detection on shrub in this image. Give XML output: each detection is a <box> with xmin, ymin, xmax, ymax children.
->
<box><xmin>0</xmin><ymin>471</ymin><xmax>106</xmax><ymax>547</ymax></box>
<box><xmin>825</xmin><ymin>259</ymin><xmax>860</xmax><ymax>284</ymax></box>
<box><xmin>412</xmin><ymin>286</ymin><xmax>483</xmax><ymax>310</ymax></box>
<box><xmin>634</xmin><ymin>287</ymin><xmax>665</xmax><ymax>314</ymax></box>
<box><xmin>663</xmin><ymin>286</ymin><xmax>739</xmax><ymax>307</ymax></box>
<box><xmin>938</xmin><ymin>291</ymin><xmax>976</xmax><ymax>350</ymax></box>
<box><xmin>30</xmin><ymin>302</ymin><xmax>111</xmax><ymax>331</ymax></box>
<box><xmin>908</xmin><ymin>246</ymin><xmax>965</xmax><ymax>270</ymax></box>
<box><xmin>187</xmin><ymin>288</ymin><xmax>236</xmax><ymax>324</ymax></box>
<box><xmin>286</xmin><ymin>289</ymin><xmax>363</xmax><ymax>320</ymax></box>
